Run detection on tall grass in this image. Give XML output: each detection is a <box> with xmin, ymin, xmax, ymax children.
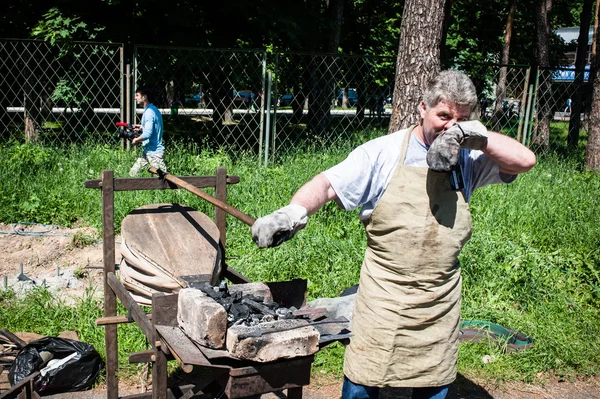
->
<box><xmin>0</xmin><ymin>137</ymin><xmax>599</xmax><ymax>382</ymax></box>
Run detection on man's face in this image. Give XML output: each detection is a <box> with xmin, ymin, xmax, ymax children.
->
<box><xmin>135</xmin><ymin>92</ymin><xmax>146</xmax><ymax>106</ymax></box>
<box><xmin>418</xmin><ymin>100</ymin><xmax>472</xmax><ymax>146</ymax></box>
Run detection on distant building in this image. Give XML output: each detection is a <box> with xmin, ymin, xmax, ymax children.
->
<box><xmin>555</xmin><ymin>26</ymin><xmax>594</xmax><ymax>65</ymax></box>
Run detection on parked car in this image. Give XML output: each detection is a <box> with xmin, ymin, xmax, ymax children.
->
<box><xmin>337</xmin><ymin>89</ymin><xmax>357</xmax><ymax>106</ymax></box>
<box><xmin>278</xmin><ymin>93</ymin><xmax>293</xmax><ymax>107</ymax></box>
<box><xmin>233</xmin><ymin>90</ymin><xmax>255</xmax><ymax>107</ymax></box>
<box><xmin>184</xmin><ymin>93</ymin><xmax>201</xmax><ymax>107</ymax></box>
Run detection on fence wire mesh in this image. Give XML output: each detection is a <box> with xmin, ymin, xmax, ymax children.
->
<box><xmin>476</xmin><ymin>64</ymin><xmax>590</xmax><ymax>155</ymax></box>
<box><xmin>134</xmin><ymin>46</ymin><xmax>266</xmax><ymax>157</ymax></box>
<box><xmin>0</xmin><ymin>39</ymin><xmax>123</xmax><ymax>146</ymax></box>
<box><xmin>0</xmin><ymin>38</ymin><xmax>592</xmax><ymax>163</ymax></box>
<box><xmin>269</xmin><ymin>53</ymin><xmax>396</xmax><ymax>160</ymax></box>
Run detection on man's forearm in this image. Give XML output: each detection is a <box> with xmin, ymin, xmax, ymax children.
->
<box><xmin>483</xmin><ymin>131</ymin><xmax>536</xmax><ymax>175</ymax></box>
<box><xmin>139</xmin><ymin>121</ymin><xmax>153</xmax><ymax>140</ymax></box>
<box><xmin>290</xmin><ymin>173</ymin><xmax>338</xmax><ymax>216</ymax></box>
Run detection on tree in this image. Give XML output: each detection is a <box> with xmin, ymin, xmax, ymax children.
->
<box><xmin>532</xmin><ymin>0</ymin><xmax>553</xmax><ymax>149</ymax></box>
<box><xmin>586</xmin><ymin>2</ymin><xmax>600</xmax><ymax>170</ymax></box>
<box><xmin>491</xmin><ymin>0</ymin><xmax>517</xmax><ymax>131</ymax></box>
<box><xmin>567</xmin><ymin>0</ymin><xmax>593</xmax><ymax>149</ymax></box>
<box><xmin>389</xmin><ymin>0</ymin><xmax>447</xmax><ymax>132</ymax></box>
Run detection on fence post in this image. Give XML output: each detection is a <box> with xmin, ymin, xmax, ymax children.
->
<box><xmin>120</xmin><ymin>48</ymin><xmax>126</xmax><ymax>150</ymax></box>
<box><xmin>258</xmin><ymin>52</ymin><xmax>267</xmax><ymax>166</ymax></box>
<box><xmin>523</xmin><ymin>84</ymin><xmax>534</xmax><ymax>146</ymax></box>
<box><xmin>125</xmin><ymin>63</ymin><xmax>132</xmax><ymax>151</ymax></box>
<box><xmin>264</xmin><ymin>71</ymin><xmax>273</xmax><ymax>167</ymax></box>
<box><xmin>517</xmin><ymin>67</ymin><xmax>531</xmax><ymax>142</ymax></box>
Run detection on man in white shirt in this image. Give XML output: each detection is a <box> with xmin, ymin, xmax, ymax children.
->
<box><xmin>251</xmin><ymin>70</ymin><xmax>535</xmax><ymax>399</ymax></box>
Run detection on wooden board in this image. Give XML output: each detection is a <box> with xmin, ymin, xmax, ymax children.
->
<box><xmin>155</xmin><ymin>325</ymin><xmax>228</xmax><ymax>368</ymax></box>
<box><xmin>122</xmin><ymin>203</ymin><xmax>222</xmax><ymax>285</ymax></box>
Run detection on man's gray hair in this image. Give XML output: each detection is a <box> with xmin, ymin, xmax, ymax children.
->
<box><xmin>422</xmin><ymin>70</ymin><xmax>478</xmax><ymax>111</ymax></box>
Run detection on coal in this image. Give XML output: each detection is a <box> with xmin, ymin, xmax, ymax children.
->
<box><xmin>197</xmin><ymin>281</ymin><xmax>307</xmax><ymax>328</ymax></box>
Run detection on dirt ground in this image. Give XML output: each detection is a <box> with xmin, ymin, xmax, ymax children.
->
<box><xmin>1</xmin><ymin>223</ymin><xmax>599</xmax><ymax>399</ymax></box>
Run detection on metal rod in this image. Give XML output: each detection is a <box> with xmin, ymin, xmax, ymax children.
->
<box><xmin>258</xmin><ymin>52</ymin><xmax>266</xmax><ymax>167</ymax></box>
<box><xmin>264</xmin><ymin>71</ymin><xmax>272</xmax><ymax>167</ymax></box>
<box><xmin>147</xmin><ymin>167</ymin><xmax>256</xmax><ymax>227</ymax></box>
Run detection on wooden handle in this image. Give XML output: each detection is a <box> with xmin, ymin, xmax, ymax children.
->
<box><xmin>148</xmin><ymin>166</ymin><xmax>256</xmax><ymax>227</ymax></box>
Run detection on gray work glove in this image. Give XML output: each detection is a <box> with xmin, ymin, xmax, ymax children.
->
<box><xmin>308</xmin><ymin>293</ymin><xmax>356</xmax><ymax>322</ymax></box>
<box><xmin>251</xmin><ymin>204</ymin><xmax>308</xmax><ymax>248</ymax></box>
<box><xmin>426</xmin><ymin>120</ymin><xmax>489</xmax><ymax>172</ymax></box>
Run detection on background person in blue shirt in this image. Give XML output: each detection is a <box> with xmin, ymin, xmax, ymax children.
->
<box><xmin>130</xmin><ymin>85</ymin><xmax>167</xmax><ymax>176</ymax></box>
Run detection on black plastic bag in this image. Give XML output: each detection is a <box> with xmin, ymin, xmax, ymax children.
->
<box><xmin>8</xmin><ymin>336</ymin><xmax>103</xmax><ymax>395</ymax></box>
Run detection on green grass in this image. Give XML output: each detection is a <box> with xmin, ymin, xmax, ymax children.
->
<box><xmin>0</xmin><ymin>133</ymin><xmax>599</xmax><ymax>383</ymax></box>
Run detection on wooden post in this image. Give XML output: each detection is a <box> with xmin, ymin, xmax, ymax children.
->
<box><xmin>517</xmin><ymin>67</ymin><xmax>531</xmax><ymax>142</ymax></box>
<box><xmin>102</xmin><ymin>170</ymin><xmax>119</xmax><ymax>399</ymax></box>
<box><xmin>215</xmin><ymin>167</ymin><xmax>227</xmax><ymax>249</ymax></box>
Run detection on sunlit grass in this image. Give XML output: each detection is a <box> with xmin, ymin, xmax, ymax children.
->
<box><xmin>0</xmin><ymin>135</ymin><xmax>599</xmax><ymax>382</ymax></box>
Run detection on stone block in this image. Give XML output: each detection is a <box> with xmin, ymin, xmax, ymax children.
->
<box><xmin>228</xmin><ymin>282</ymin><xmax>273</xmax><ymax>302</ymax></box>
<box><xmin>178</xmin><ymin>288</ymin><xmax>227</xmax><ymax>349</ymax></box>
<box><xmin>226</xmin><ymin>319</ymin><xmax>319</xmax><ymax>362</ymax></box>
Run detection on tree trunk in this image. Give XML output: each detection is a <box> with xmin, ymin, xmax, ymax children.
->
<box><xmin>586</xmin><ymin>64</ymin><xmax>600</xmax><ymax>169</ymax></box>
<box><xmin>307</xmin><ymin>0</ymin><xmax>344</xmax><ymax>136</ymax></box>
<box><xmin>23</xmin><ymin>91</ymin><xmax>39</xmax><ymax>143</ymax></box>
<box><xmin>532</xmin><ymin>0</ymin><xmax>553</xmax><ymax>150</ymax></box>
<box><xmin>567</xmin><ymin>0</ymin><xmax>593</xmax><ymax>149</ymax></box>
<box><xmin>388</xmin><ymin>0</ymin><xmax>447</xmax><ymax>133</ymax></box>
<box><xmin>586</xmin><ymin>2</ymin><xmax>600</xmax><ymax>170</ymax></box>
<box><xmin>492</xmin><ymin>0</ymin><xmax>517</xmax><ymax>131</ymax></box>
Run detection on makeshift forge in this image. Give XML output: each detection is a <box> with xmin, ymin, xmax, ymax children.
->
<box><xmin>86</xmin><ymin>170</ymin><xmax>350</xmax><ymax>399</ymax></box>
<box><xmin>178</xmin><ymin>280</ymin><xmax>347</xmax><ymax>362</ymax></box>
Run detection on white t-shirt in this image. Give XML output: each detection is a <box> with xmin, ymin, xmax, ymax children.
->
<box><xmin>323</xmin><ymin>128</ymin><xmax>515</xmax><ymax>221</ymax></box>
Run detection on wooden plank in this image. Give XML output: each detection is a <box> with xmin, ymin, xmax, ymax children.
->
<box><xmin>96</xmin><ymin>314</ymin><xmax>152</xmax><ymax>326</ymax></box>
<box><xmin>107</xmin><ymin>273</ymin><xmax>154</xmax><ymax>339</ymax></box>
<box><xmin>0</xmin><ymin>371</ymin><xmax>39</xmax><ymax>399</ymax></box>
<box><xmin>152</xmin><ymin>293</ymin><xmax>178</xmax><ymax>327</ymax></box>
<box><xmin>152</xmin><ymin>298</ymin><xmax>168</xmax><ymax>399</ymax></box>
<box><xmin>84</xmin><ymin>175</ymin><xmax>240</xmax><ymax>190</ymax></box>
<box><xmin>129</xmin><ymin>350</ymin><xmax>155</xmax><ymax>363</ymax></box>
<box><xmin>154</xmin><ymin>325</ymin><xmax>222</xmax><ymax>368</ymax></box>
<box><xmin>214</xmin><ymin>167</ymin><xmax>227</xmax><ymax>250</ymax></box>
<box><xmin>0</xmin><ymin>330</ymin><xmax>26</xmax><ymax>349</ymax></box>
<box><xmin>101</xmin><ymin>170</ymin><xmax>118</xmax><ymax>399</ymax></box>
<box><xmin>121</xmin><ymin>203</ymin><xmax>221</xmax><ymax>285</ymax></box>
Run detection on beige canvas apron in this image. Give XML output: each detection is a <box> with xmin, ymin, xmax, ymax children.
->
<box><xmin>344</xmin><ymin>127</ymin><xmax>473</xmax><ymax>388</ymax></box>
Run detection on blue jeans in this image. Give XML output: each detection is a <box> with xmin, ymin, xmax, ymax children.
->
<box><xmin>342</xmin><ymin>376</ymin><xmax>449</xmax><ymax>399</ymax></box>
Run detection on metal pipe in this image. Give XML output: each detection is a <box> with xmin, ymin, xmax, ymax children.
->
<box><xmin>258</xmin><ymin>53</ymin><xmax>266</xmax><ymax>167</ymax></box>
<box><xmin>264</xmin><ymin>71</ymin><xmax>273</xmax><ymax>167</ymax></box>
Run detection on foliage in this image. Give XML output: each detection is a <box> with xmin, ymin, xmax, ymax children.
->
<box><xmin>30</xmin><ymin>7</ymin><xmax>104</xmax><ymax>45</ymax></box>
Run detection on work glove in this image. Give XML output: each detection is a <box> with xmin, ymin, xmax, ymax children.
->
<box><xmin>308</xmin><ymin>293</ymin><xmax>357</xmax><ymax>322</ymax></box>
<box><xmin>251</xmin><ymin>204</ymin><xmax>308</xmax><ymax>248</ymax></box>
<box><xmin>426</xmin><ymin>120</ymin><xmax>489</xmax><ymax>172</ymax></box>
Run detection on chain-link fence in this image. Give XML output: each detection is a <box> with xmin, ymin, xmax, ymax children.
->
<box><xmin>475</xmin><ymin>64</ymin><xmax>590</xmax><ymax>155</ymax></box>
<box><xmin>0</xmin><ymin>39</ymin><xmax>123</xmax><ymax>146</ymax></box>
<box><xmin>133</xmin><ymin>46</ymin><xmax>266</xmax><ymax>156</ymax></box>
<box><xmin>268</xmin><ymin>53</ymin><xmax>396</xmax><ymax>160</ymax></box>
<box><xmin>0</xmin><ymin>38</ymin><xmax>592</xmax><ymax>162</ymax></box>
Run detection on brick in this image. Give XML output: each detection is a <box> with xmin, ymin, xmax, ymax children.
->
<box><xmin>228</xmin><ymin>282</ymin><xmax>273</xmax><ymax>302</ymax></box>
<box><xmin>226</xmin><ymin>319</ymin><xmax>319</xmax><ymax>362</ymax></box>
<box><xmin>177</xmin><ymin>288</ymin><xmax>227</xmax><ymax>349</ymax></box>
